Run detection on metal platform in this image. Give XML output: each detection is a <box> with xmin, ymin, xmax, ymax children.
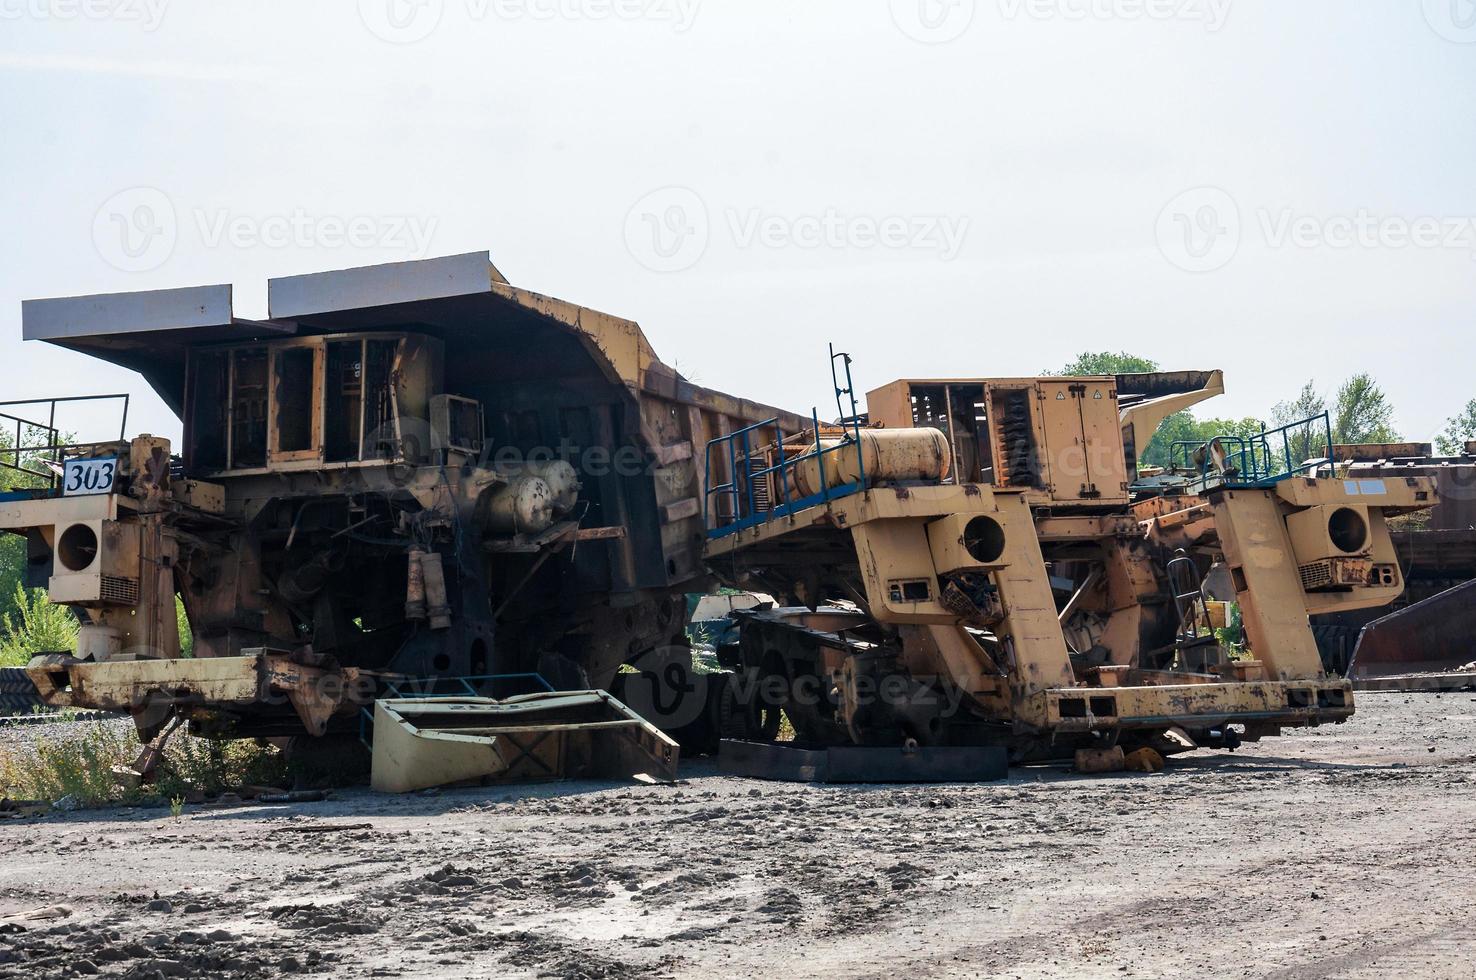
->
<box><xmin>718</xmin><ymin>739</ymin><xmax>1008</xmax><ymax>784</ymax></box>
<box><xmin>1351</xmin><ymin>673</ymin><xmax>1476</xmax><ymax>693</ymax></box>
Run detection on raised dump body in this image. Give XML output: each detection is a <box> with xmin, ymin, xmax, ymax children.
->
<box><xmin>7</xmin><ymin>253</ymin><xmax>807</xmax><ymax>742</ymax></box>
<box><xmin>704</xmin><ymin>369</ymin><xmax>1437</xmax><ymax>762</ymax></box>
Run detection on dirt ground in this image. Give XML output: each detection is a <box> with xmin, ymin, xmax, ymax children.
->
<box><xmin>0</xmin><ymin>692</ymin><xmax>1473</xmax><ymax>979</ymax></box>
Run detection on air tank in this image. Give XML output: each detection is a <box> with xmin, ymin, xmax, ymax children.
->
<box><xmin>482</xmin><ymin>476</ymin><xmax>556</xmax><ymax>535</ymax></box>
<box><xmin>524</xmin><ymin>460</ymin><xmax>580</xmax><ymax>514</ymax></box>
<box><xmin>791</xmin><ymin>427</ymin><xmax>951</xmax><ymax>498</ymax></box>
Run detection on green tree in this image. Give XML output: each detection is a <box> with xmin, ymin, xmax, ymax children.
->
<box><xmin>1436</xmin><ymin>399</ymin><xmax>1476</xmax><ymax>456</ymax></box>
<box><xmin>1270</xmin><ymin>381</ymin><xmax>1331</xmax><ymax>468</ymax></box>
<box><xmin>1270</xmin><ymin>376</ymin><xmax>1401</xmax><ymax>467</ymax></box>
<box><xmin>1141</xmin><ymin>415</ymin><xmax>1268</xmax><ymax>469</ymax></box>
<box><xmin>1332</xmin><ymin>373</ymin><xmax>1399</xmax><ymax>445</ymax></box>
<box><xmin>1049</xmin><ymin>351</ymin><xmax>1160</xmax><ymax>376</ymax></box>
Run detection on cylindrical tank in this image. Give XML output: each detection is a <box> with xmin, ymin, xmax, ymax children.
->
<box><xmin>791</xmin><ymin>428</ymin><xmax>950</xmax><ymax>498</ymax></box>
<box><xmin>523</xmin><ymin>460</ymin><xmax>580</xmax><ymax>514</ymax></box>
<box><xmin>482</xmin><ymin>476</ymin><xmax>556</xmax><ymax>535</ymax></box>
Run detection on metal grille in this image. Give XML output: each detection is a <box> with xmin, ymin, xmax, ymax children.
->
<box><xmin>1299</xmin><ymin>561</ymin><xmax>1332</xmax><ymax>590</ymax></box>
<box><xmin>100</xmin><ymin>575</ymin><xmax>140</xmax><ymax>605</ymax></box>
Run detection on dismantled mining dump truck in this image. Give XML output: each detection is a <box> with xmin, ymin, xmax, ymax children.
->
<box><xmin>704</xmin><ymin>362</ymin><xmax>1437</xmax><ymax>764</ymax></box>
<box><xmin>4</xmin><ymin>252</ymin><xmax>806</xmax><ymax>747</ymax></box>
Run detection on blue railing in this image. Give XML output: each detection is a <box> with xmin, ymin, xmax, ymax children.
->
<box><xmin>703</xmin><ymin>347</ymin><xmax>869</xmax><ymax>539</ymax></box>
<box><xmin>1171</xmin><ymin>412</ymin><xmax>1334</xmax><ymax>488</ymax></box>
<box><xmin>702</xmin><ymin>410</ymin><xmax>866</xmax><ymax>539</ymax></box>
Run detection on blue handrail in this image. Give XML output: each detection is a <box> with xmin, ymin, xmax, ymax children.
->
<box><xmin>1171</xmin><ymin>412</ymin><xmax>1334</xmax><ymax>488</ymax></box>
<box><xmin>703</xmin><ymin>348</ymin><xmax>870</xmax><ymax>539</ymax></box>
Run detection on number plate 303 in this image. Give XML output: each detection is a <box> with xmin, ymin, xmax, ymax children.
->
<box><xmin>63</xmin><ymin>457</ymin><xmax>118</xmax><ymax>496</ymax></box>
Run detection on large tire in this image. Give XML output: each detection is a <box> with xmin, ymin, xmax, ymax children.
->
<box><xmin>0</xmin><ymin>667</ymin><xmax>44</xmax><ymax>717</ymax></box>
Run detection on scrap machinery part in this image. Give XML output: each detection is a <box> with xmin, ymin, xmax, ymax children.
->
<box><xmin>4</xmin><ymin>252</ymin><xmax>810</xmax><ymax>745</ymax></box>
<box><xmin>702</xmin><ymin>370</ymin><xmax>1437</xmax><ymax>763</ymax></box>
<box><xmin>369</xmin><ymin>690</ymin><xmax>680</xmax><ymax>793</ymax></box>
<box><xmin>1346</xmin><ymin>578</ymin><xmax>1476</xmax><ymax>689</ymax></box>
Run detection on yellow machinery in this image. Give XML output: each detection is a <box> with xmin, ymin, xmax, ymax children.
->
<box><xmin>703</xmin><ymin>359</ymin><xmax>1436</xmax><ymax>762</ymax></box>
<box><xmin>2</xmin><ymin>253</ymin><xmax>808</xmax><ymax>760</ymax></box>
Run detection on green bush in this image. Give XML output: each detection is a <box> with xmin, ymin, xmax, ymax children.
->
<box><xmin>0</xmin><ymin>722</ymin><xmax>287</xmax><ymax>808</ymax></box>
<box><xmin>0</xmin><ymin>582</ymin><xmax>78</xmax><ymax>666</ymax></box>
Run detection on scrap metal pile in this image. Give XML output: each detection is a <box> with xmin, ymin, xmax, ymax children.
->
<box><xmin>0</xmin><ymin>253</ymin><xmax>1444</xmax><ymax>787</ymax></box>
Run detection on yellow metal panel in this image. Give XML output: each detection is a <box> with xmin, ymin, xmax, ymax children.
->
<box><xmin>1208</xmin><ymin>490</ymin><xmax>1326</xmax><ymax>680</ymax></box>
<box><xmin>989</xmin><ymin>492</ymin><xmax>1076</xmax><ymax>696</ymax></box>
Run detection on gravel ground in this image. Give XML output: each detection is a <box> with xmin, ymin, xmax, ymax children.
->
<box><xmin>0</xmin><ymin>692</ymin><xmax>1473</xmax><ymax>979</ymax></box>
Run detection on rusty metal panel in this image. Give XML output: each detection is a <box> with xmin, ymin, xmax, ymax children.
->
<box><xmin>1348</xmin><ymin>579</ymin><xmax>1476</xmax><ymax>679</ymax></box>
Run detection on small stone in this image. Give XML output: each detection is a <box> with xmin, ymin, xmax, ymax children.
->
<box><xmin>73</xmin><ymin>962</ymin><xmax>100</xmax><ymax>975</ymax></box>
<box><xmin>146</xmin><ymin>899</ymin><xmax>172</xmax><ymax>913</ymax></box>
<box><xmin>206</xmin><ymin>929</ymin><xmax>235</xmax><ymax>942</ymax></box>
<box><xmin>280</xmin><ymin>956</ymin><xmax>301</xmax><ymax>972</ymax></box>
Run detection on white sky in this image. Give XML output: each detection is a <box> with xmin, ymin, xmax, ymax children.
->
<box><xmin>1</xmin><ymin>0</ymin><xmax>1472</xmax><ymax>445</ymax></box>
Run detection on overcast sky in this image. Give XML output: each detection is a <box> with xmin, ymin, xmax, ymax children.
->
<box><xmin>1</xmin><ymin>0</ymin><xmax>1472</xmax><ymax>445</ymax></box>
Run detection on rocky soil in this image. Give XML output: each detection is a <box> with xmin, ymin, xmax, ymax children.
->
<box><xmin>0</xmin><ymin>692</ymin><xmax>1473</xmax><ymax>979</ymax></box>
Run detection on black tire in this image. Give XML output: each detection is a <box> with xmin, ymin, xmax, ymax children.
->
<box><xmin>0</xmin><ymin>667</ymin><xmax>44</xmax><ymax>717</ymax></box>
